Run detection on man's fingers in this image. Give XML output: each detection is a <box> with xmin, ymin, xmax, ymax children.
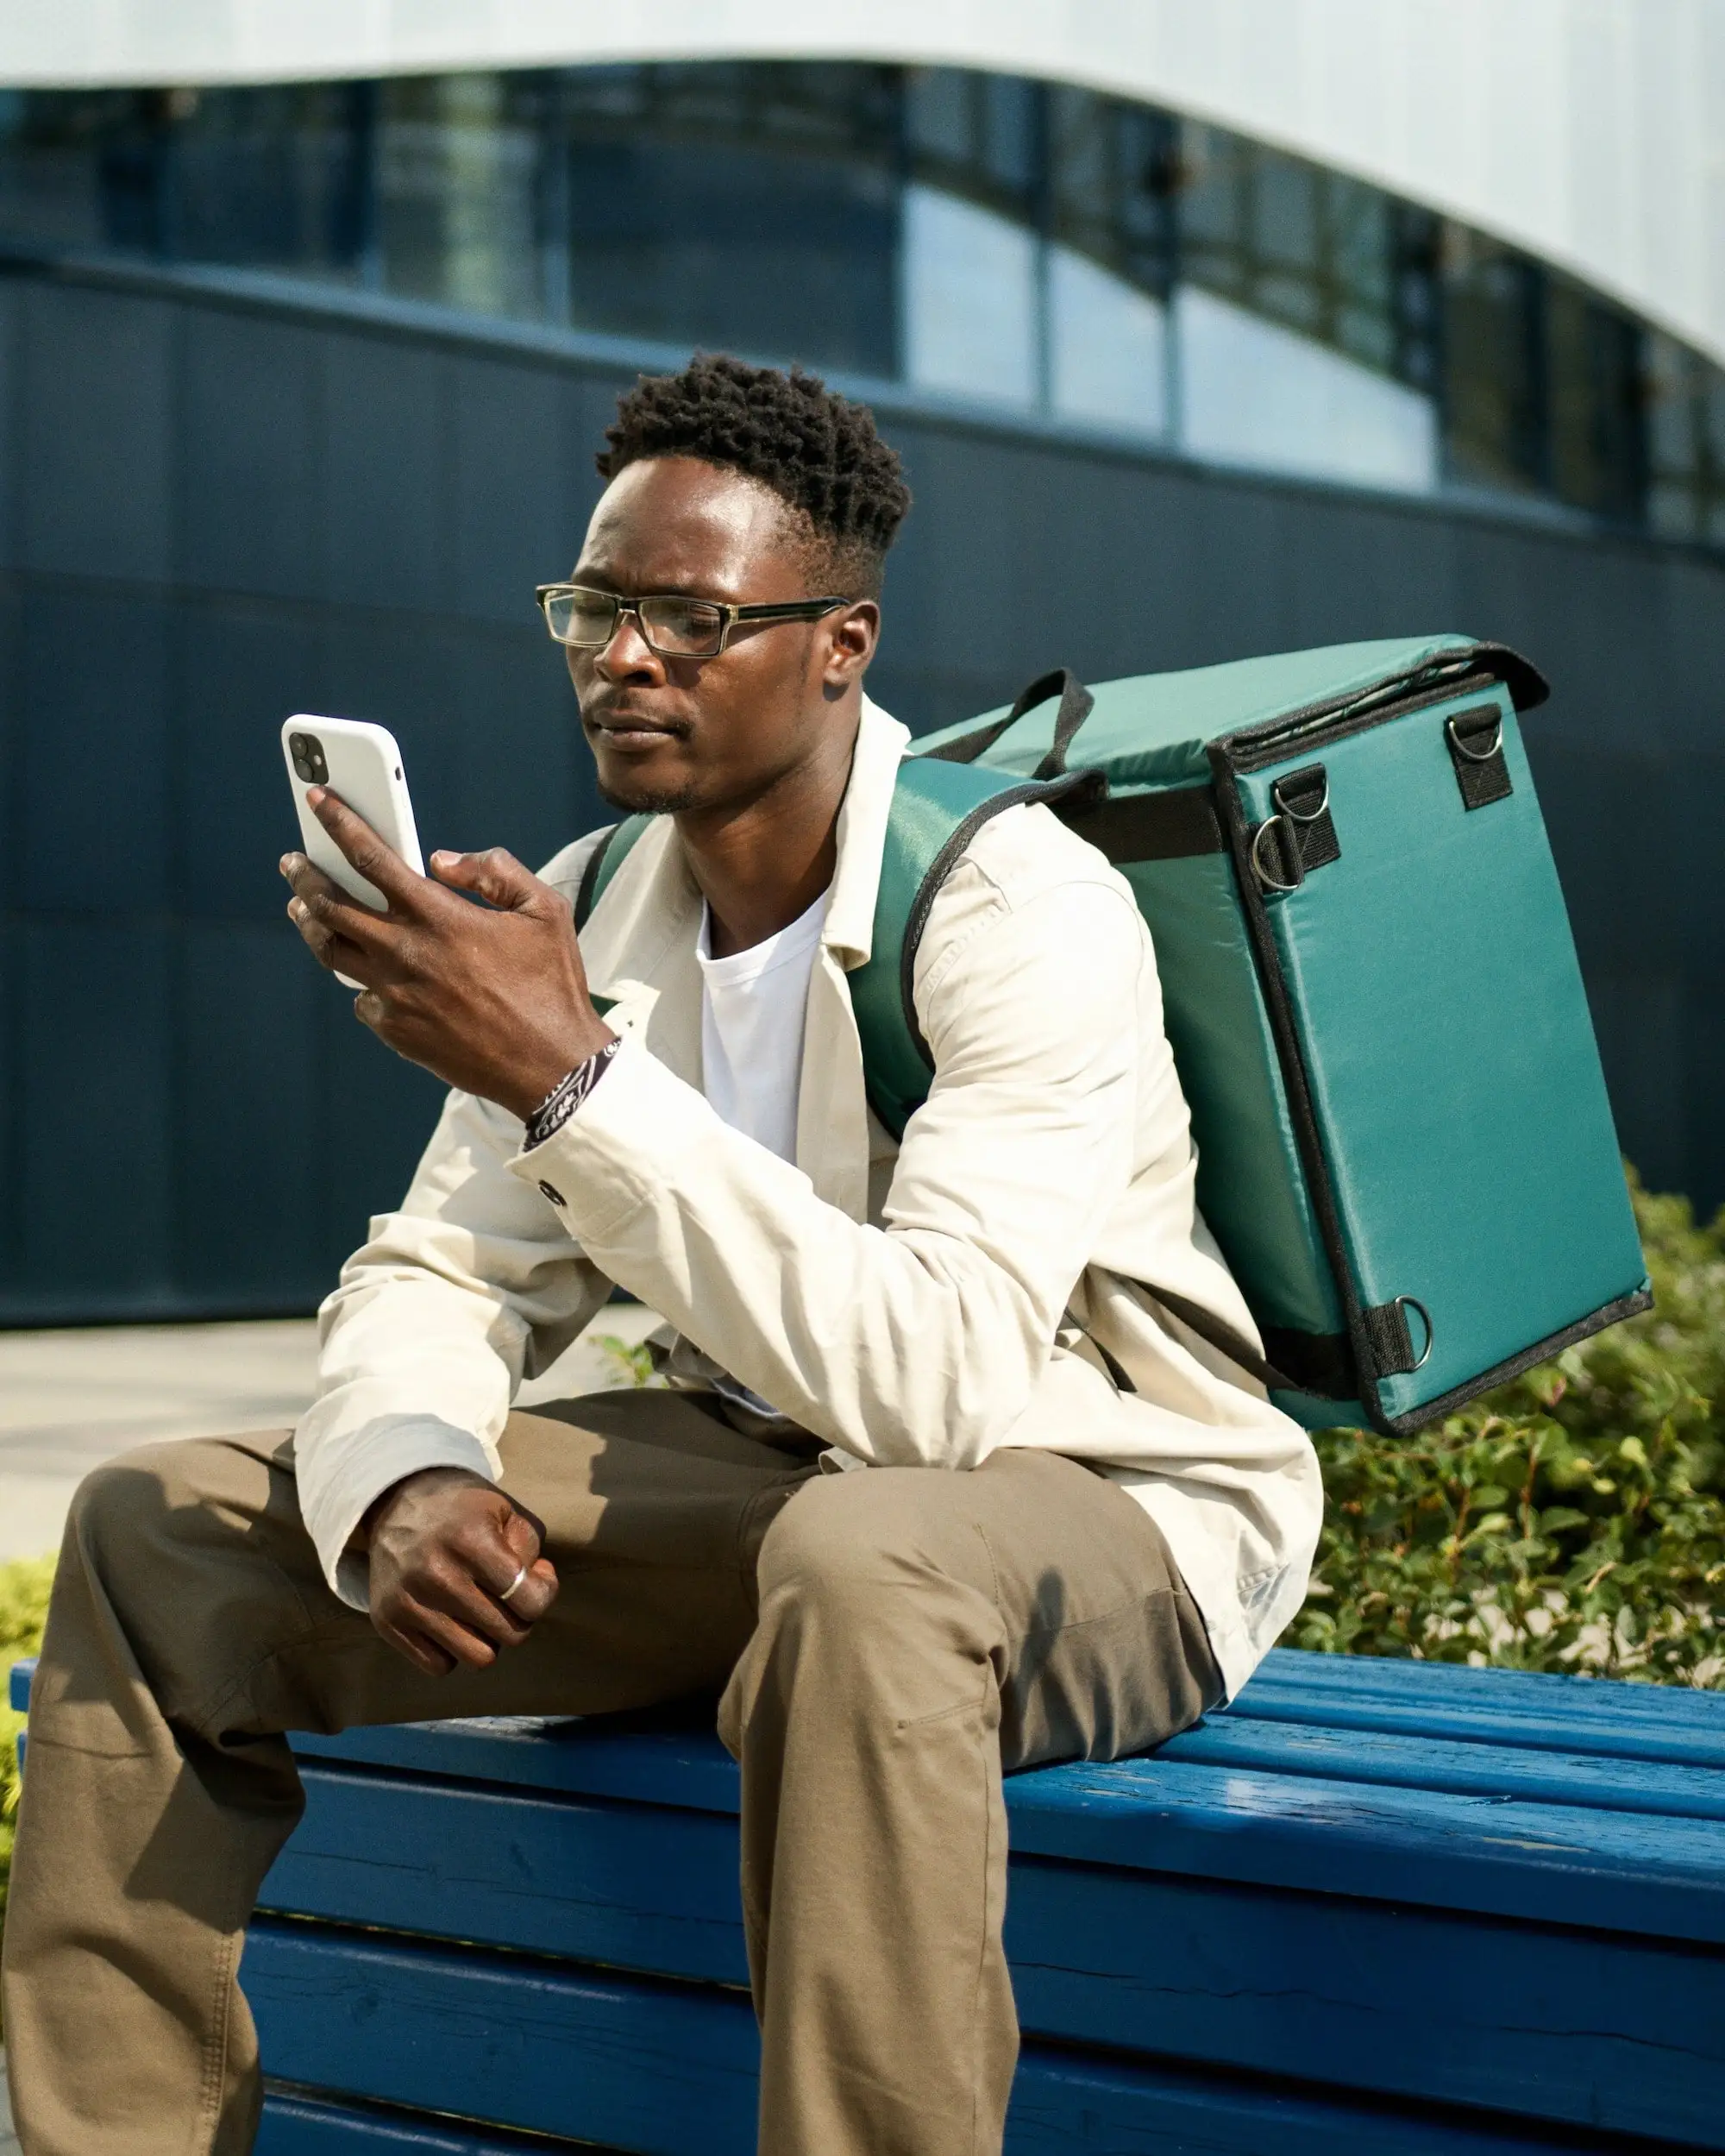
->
<box><xmin>309</xmin><ymin>788</ymin><xmax>427</xmax><ymax>910</ymax></box>
<box><xmin>394</xmin><ymin>1592</ymin><xmax>500</xmax><ymax>1670</ymax></box>
<box><xmin>280</xmin><ymin>847</ymin><xmax>395</xmax><ymax>959</ymax></box>
<box><xmin>285</xmin><ymin>896</ymin><xmax>375</xmax><ymax>981</ymax></box>
<box><xmin>491</xmin><ymin>1554</ymin><xmax>558</xmax><ymax>1626</ymax></box>
<box><xmin>376</xmin><ymin>1612</ymin><xmax>457</xmax><ymax>1677</ymax></box>
<box><xmin>430</xmin><ymin>845</ymin><xmax>544</xmax><ymax>913</ymax></box>
<box><xmin>466</xmin><ymin>1506</ymin><xmax>557</xmax><ymax>1631</ymax></box>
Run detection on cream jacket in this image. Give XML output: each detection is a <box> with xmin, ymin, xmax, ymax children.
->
<box><xmin>296</xmin><ymin>698</ymin><xmax>1323</xmax><ymax>1700</ymax></box>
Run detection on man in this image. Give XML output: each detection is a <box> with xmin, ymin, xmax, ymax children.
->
<box><xmin>3</xmin><ymin>355</ymin><xmax>1321</xmax><ymax>2156</ymax></box>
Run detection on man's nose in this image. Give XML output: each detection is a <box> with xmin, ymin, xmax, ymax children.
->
<box><xmin>593</xmin><ymin>609</ymin><xmax>662</xmax><ymax>681</ymax></box>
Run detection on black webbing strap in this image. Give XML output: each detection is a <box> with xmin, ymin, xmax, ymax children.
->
<box><xmin>1249</xmin><ymin>763</ymin><xmax>1339</xmax><ymax>893</ymax></box>
<box><xmin>922</xmin><ymin>668</ymin><xmax>1095</xmax><ymax>776</ymax></box>
<box><xmin>1142</xmin><ymin>1285</ymin><xmax>1300</xmax><ymax>1394</ymax></box>
<box><xmin>1362</xmin><ymin>1298</ymin><xmax>1421</xmax><ymax>1379</ymax></box>
<box><xmin>573</xmin><ymin>821</ymin><xmax>623</xmax><ymax>931</ymax></box>
<box><xmin>1445</xmin><ymin>703</ymin><xmax>1514</xmax><ymax>811</ymax></box>
<box><xmin>1055</xmin><ymin>785</ymin><xmax>1226</xmax><ymax>863</ymax></box>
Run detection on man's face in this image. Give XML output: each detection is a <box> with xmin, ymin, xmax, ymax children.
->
<box><xmin>565</xmin><ymin>456</ymin><xmax>877</xmax><ymax>817</ymax></box>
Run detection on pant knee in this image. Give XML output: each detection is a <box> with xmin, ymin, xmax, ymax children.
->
<box><xmin>746</xmin><ymin>1471</ymin><xmax>1005</xmax><ymax>1710</ymax></box>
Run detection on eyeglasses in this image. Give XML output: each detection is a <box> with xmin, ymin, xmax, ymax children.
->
<box><xmin>536</xmin><ymin>583</ymin><xmax>850</xmax><ymax>660</ymax></box>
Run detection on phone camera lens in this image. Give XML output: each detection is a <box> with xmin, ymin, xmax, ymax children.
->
<box><xmin>290</xmin><ymin>732</ymin><xmax>327</xmax><ymax>783</ymax></box>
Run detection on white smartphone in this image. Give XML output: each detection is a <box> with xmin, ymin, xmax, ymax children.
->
<box><xmin>282</xmin><ymin>715</ymin><xmax>425</xmax><ymax>986</ymax></box>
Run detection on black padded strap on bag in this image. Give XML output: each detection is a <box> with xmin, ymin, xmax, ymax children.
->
<box><xmin>1141</xmin><ymin>1285</ymin><xmax>1300</xmax><ymax>1394</ymax></box>
<box><xmin>1056</xmin><ymin>784</ymin><xmax>1226</xmax><ymax>864</ymax></box>
<box><xmin>923</xmin><ymin>668</ymin><xmax>1096</xmax><ymax>776</ymax></box>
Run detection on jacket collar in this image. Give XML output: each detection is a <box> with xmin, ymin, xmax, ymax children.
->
<box><xmin>821</xmin><ymin>695</ymin><xmax>910</xmax><ymax>969</ymax></box>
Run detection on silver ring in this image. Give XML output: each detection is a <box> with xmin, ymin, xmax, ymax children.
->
<box><xmin>1395</xmin><ymin>1295</ymin><xmax>1434</xmax><ymax>1371</ymax></box>
<box><xmin>1250</xmin><ymin>814</ymin><xmax>1302</xmax><ymax>894</ymax></box>
<box><xmin>1446</xmin><ymin>713</ymin><xmax>1504</xmax><ymax>763</ymax></box>
<box><xmin>499</xmin><ymin>1562</ymin><xmax>531</xmax><ymax>1606</ymax></box>
<box><xmin>1274</xmin><ymin>774</ymin><xmax>1330</xmax><ymax>823</ymax></box>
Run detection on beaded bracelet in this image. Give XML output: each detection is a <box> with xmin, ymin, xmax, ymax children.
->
<box><xmin>522</xmin><ymin>1035</ymin><xmax>622</xmax><ymax>1150</ymax></box>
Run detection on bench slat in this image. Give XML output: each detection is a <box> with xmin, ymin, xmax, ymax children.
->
<box><xmin>246</xmin><ymin>1923</ymin><xmax>1698</xmax><ymax>2156</ymax></box>
<box><xmin>282</xmin><ymin>1725</ymin><xmax>1725</xmax><ymax>1943</ymax></box>
<box><xmin>258</xmin><ymin>2090</ymin><xmax>600</xmax><ymax>2151</ymax></box>
<box><xmin>1251</xmin><ymin>1648</ymin><xmax>1725</xmax><ymax>1733</ymax></box>
<box><xmin>1233</xmin><ymin>1659</ymin><xmax>1725</xmax><ymax>1770</ymax></box>
<box><xmin>248</xmin><ymin>1920</ymin><xmax>760</xmax><ymax>2156</ymax></box>
<box><xmin>1161</xmin><ymin>1713</ymin><xmax>1725</xmax><ymax>1818</ymax></box>
<box><xmin>267</xmin><ymin>1768</ymin><xmax>748</xmax><ymax>1984</ymax></box>
<box><xmin>259</xmin><ymin>1764</ymin><xmax>1725</xmax><ymax>2143</ymax></box>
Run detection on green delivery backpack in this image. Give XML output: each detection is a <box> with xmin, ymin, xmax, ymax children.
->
<box><xmin>575</xmin><ymin>634</ymin><xmax>1651</xmax><ymax>1436</ymax></box>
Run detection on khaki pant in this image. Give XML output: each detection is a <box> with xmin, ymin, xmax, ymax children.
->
<box><xmin>2</xmin><ymin>1390</ymin><xmax>1220</xmax><ymax>2156</ymax></box>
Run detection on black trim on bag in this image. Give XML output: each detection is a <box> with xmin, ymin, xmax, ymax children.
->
<box><xmin>1056</xmin><ymin>784</ymin><xmax>1226</xmax><ymax>863</ymax></box>
<box><xmin>1378</xmin><ymin>1284</ymin><xmax>1653</xmax><ymax>1436</ymax></box>
<box><xmin>1207</xmin><ymin>745</ymin><xmax>1401</xmax><ymax>1430</ymax></box>
<box><xmin>1220</xmin><ymin>647</ymin><xmax>1545</xmax><ymax>774</ymax></box>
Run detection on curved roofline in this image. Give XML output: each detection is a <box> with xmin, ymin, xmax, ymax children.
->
<box><xmin>4</xmin><ymin>2</ymin><xmax>1722</xmax><ymax>371</ymax></box>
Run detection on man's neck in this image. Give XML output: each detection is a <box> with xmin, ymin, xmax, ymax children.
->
<box><xmin>677</xmin><ymin>704</ymin><xmax>860</xmax><ymax>959</ymax></box>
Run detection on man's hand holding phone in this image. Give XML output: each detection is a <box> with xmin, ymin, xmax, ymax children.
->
<box><xmin>279</xmin><ymin>788</ymin><xmax>615</xmax><ymax>1122</ymax></box>
<box><xmin>281</xmin><ymin>788</ymin><xmax>614</xmax><ymax>1671</ymax></box>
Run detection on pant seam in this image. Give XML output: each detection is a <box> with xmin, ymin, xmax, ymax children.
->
<box><xmin>192</xmin><ymin>1906</ymin><xmax>242</xmax><ymax>2154</ymax></box>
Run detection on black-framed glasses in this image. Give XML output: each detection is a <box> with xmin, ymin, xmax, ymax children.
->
<box><xmin>536</xmin><ymin>583</ymin><xmax>850</xmax><ymax>659</ymax></box>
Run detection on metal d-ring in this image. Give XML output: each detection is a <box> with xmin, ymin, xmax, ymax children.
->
<box><xmin>1250</xmin><ymin>814</ymin><xmax>1302</xmax><ymax>894</ymax></box>
<box><xmin>1272</xmin><ymin>771</ymin><xmax>1331</xmax><ymax>824</ymax></box>
<box><xmin>1446</xmin><ymin>713</ymin><xmax>1504</xmax><ymax>763</ymax></box>
<box><xmin>1395</xmin><ymin>1294</ymin><xmax>1434</xmax><ymax>1370</ymax></box>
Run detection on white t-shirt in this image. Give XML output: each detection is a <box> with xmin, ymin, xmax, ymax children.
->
<box><xmin>696</xmin><ymin>888</ymin><xmax>830</xmax><ymax>1164</ymax></box>
<box><xmin>695</xmin><ymin>887</ymin><xmax>830</xmax><ymax>1424</ymax></box>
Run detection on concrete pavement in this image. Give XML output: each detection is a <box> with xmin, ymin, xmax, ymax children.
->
<box><xmin>0</xmin><ymin>1305</ymin><xmax>663</xmax><ymax>1563</ymax></box>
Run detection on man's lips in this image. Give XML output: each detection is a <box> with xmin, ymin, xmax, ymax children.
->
<box><xmin>585</xmin><ymin>709</ymin><xmax>688</xmax><ymax>740</ymax></box>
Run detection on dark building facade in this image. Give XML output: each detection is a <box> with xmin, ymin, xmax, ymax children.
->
<box><xmin>1</xmin><ymin>71</ymin><xmax>1722</xmax><ymax>1322</ymax></box>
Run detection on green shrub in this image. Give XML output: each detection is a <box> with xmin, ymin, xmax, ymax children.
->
<box><xmin>1292</xmin><ymin>1175</ymin><xmax>1725</xmax><ymax>1684</ymax></box>
<box><xmin>1</xmin><ymin>1549</ymin><xmax>56</xmax><ymax>1999</ymax></box>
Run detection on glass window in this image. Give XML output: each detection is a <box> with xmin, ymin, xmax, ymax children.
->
<box><xmin>901</xmin><ymin>184</ymin><xmax>1038</xmax><ymax>405</ymax></box>
<box><xmin>1</xmin><ymin>61</ymin><xmax>1722</xmax><ymax>540</ymax></box>
<box><xmin>1176</xmin><ymin>285</ymin><xmax>1439</xmax><ymax>491</ymax></box>
<box><xmin>555</xmin><ymin>63</ymin><xmax>900</xmax><ymax>375</ymax></box>
<box><xmin>1048</xmin><ymin>245</ymin><xmax>1167</xmax><ymax>435</ymax></box>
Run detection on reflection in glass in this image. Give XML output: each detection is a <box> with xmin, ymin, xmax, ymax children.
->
<box><xmin>1048</xmin><ymin>246</ymin><xmax>1167</xmax><ymax>436</ymax></box>
<box><xmin>901</xmin><ymin>184</ymin><xmax>1038</xmax><ymax>405</ymax></box>
<box><xmin>1176</xmin><ymin>286</ymin><xmax>1438</xmax><ymax>491</ymax></box>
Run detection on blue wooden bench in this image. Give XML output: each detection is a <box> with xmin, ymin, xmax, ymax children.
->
<box><xmin>12</xmin><ymin>1649</ymin><xmax>1725</xmax><ymax>2153</ymax></box>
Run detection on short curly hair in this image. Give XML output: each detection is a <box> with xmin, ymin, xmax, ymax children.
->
<box><xmin>596</xmin><ymin>353</ymin><xmax>912</xmax><ymax>598</ymax></box>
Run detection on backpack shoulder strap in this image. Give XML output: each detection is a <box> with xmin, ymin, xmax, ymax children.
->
<box><xmin>850</xmin><ymin>756</ymin><xmax>1100</xmax><ymax>1137</ymax></box>
<box><xmin>573</xmin><ymin>814</ymin><xmax>655</xmax><ymax>932</ymax></box>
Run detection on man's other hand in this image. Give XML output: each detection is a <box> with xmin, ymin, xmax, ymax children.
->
<box><xmin>279</xmin><ymin>789</ymin><xmax>614</xmax><ymax>1121</ymax></box>
<box><xmin>363</xmin><ymin>1466</ymin><xmax>560</xmax><ymax>1675</ymax></box>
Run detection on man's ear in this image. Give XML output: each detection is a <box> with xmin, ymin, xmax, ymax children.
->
<box><xmin>822</xmin><ymin>600</ymin><xmax>880</xmax><ymax>688</ymax></box>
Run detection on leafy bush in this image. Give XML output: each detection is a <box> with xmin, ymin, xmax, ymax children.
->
<box><xmin>1292</xmin><ymin>1176</ymin><xmax>1725</xmax><ymax>1684</ymax></box>
<box><xmin>0</xmin><ymin>1550</ymin><xmax>56</xmax><ymax>2003</ymax></box>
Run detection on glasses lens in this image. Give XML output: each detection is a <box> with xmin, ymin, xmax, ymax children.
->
<box><xmin>544</xmin><ymin>588</ymin><xmax>618</xmax><ymax>645</ymax></box>
<box><xmin>640</xmin><ymin>596</ymin><xmax>725</xmax><ymax>657</ymax></box>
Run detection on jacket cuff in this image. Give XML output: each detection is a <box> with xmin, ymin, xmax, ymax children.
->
<box><xmin>506</xmin><ymin>1034</ymin><xmax>705</xmax><ymax>1242</ymax></box>
<box><xmin>298</xmin><ymin>1414</ymin><xmax>500</xmax><ymax>1611</ymax></box>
